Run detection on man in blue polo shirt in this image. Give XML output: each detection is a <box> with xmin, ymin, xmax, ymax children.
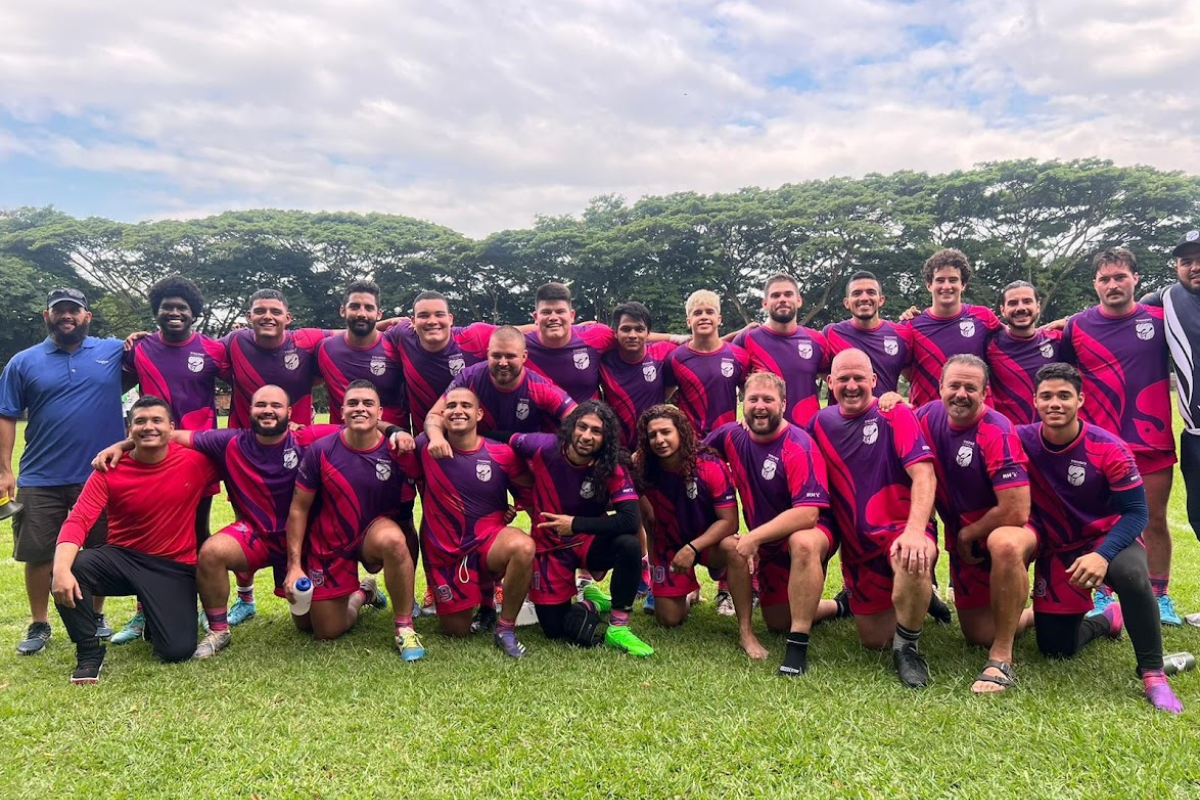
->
<box><xmin>0</xmin><ymin>288</ymin><xmax>128</xmax><ymax>654</ymax></box>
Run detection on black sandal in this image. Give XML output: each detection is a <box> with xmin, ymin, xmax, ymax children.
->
<box><xmin>971</xmin><ymin>659</ymin><xmax>1015</xmax><ymax>693</ymax></box>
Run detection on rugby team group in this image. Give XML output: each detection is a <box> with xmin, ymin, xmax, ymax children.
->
<box><xmin>3</xmin><ymin>232</ymin><xmax>1200</xmax><ymax>714</ymax></box>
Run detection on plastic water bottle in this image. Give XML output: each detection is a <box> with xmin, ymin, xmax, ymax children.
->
<box><xmin>291</xmin><ymin>577</ymin><xmax>313</xmax><ymax>616</ymax></box>
<box><xmin>1163</xmin><ymin>652</ymin><xmax>1196</xmax><ymax>676</ymax></box>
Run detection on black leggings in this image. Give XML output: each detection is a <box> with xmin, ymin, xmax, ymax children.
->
<box><xmin>537</xmin><ymin>533</ymin><xmax>642</xmax><ymax>640</ymax></box>
<box><xmin>1035</xmin><ymin>545</ymin><xmax>1163</xmax><ymax>673</ymax></box>
<box><xmin>1180</xmin><ymin>433</ymin><xmax>1200</xmax><ymax>541</ymax></box>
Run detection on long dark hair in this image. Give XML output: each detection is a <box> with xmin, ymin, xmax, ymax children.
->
<box><xmin>559</xmin><ymin>401</ymin><xmax>628</xmax><ymax>486</ymax></box>
<box><xmin>633</xmin><ymin>404</ymin><xmax>716</xmax><ymax>491</ymax></box>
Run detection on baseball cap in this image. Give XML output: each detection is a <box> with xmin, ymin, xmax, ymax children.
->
<box><xmin>47</xmin><ymin>287</ymin><xmax>89</xmax><ymax>310</ymax></box>
<box><xmin>1173</xmin><ymin>230</ymin><xmax>1200</xmax><ymax>257</ymax></box>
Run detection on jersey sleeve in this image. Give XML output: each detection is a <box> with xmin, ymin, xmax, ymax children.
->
<box><xmin>188</xmin><ymin>448</ymin><xmax>220</xmax><ymax>485</ymax></box>
<box><xmin>532</xmin><ymin>380</ymin><xmax>576</xmax><ymax>421</ymax></box>
<box><xmin>1042</xmin><ymin>327</ymin><xmax>1063</xmax><ymax>344</ymax></box>
<box><xmin>295</xmin><ymin>445</ymin><xmax>324</xmax><ymax>493</ymax></box>
<box><xmin>976</xmin><ymin>305</ymin><xmax>1003</xmax><ymax>333</ymax></box>
<box><xmin>813</xmin><ymin>330</ymin><xmax>832</xmax><ymax>372</ymax></box>
<box><xmin>605</xmin><ymin>464</ymin><xmax>639</xmax><ymax>504</ymax></box>
<box><xmin>982</xmin><ymin>422</ymin><xmax>1029</xmax><ymax>490</ymax></box>
<box><xmin>732</xmin><ymin>344</ymin><xmax>751</xmax><ymax>379</ymax></box>
<box><xmin>491</xmin><ymin>443</ymin><xmax>528</xmax><ymax>483</ymax></box>
<box><xmin>732</xmin><ymin>329</ymin><xmax>749</xmax><ymax>348</ymax></box>
<box><xmin>293</xmin><ymin>328</ymin><xmax>333</xmax><ymax>352</ymax></box>
<box><xmin>295</xmin><ymin>423</ymin><xmax>343</xmax><ymax>447</ymax></box>
<box><xmin>1102</xmin><ymin>440</ymin><xmax>1144</xmax><ymax>493</ymax></box>
<box><xmin>783</xmin><ymin>435</ymin><xmax>830</xmax><ymax>509</ymax></box>
<box><xmin>702</xmin><ymin>425</ymin><xmax>730</xmax><ymax>456</ymax></box>
<box><xmin>511</xmin><ymin>432</ymin><xmax>557</xmax><ymax>460</ymax></box>
<box><xmin>885</xmin><ymin>405</ymin><xmax>935</xmax><ymax>467</ymax></box>
<box><xmin>455</xmin><ymin>323</ymin><xmax>496</xmax><ymax>358</ymax></box>
<box><xmin>1140</xmin><ymin>290</ymin><xmax>1164</xmax><ymax>308</ymax></box>
<box><xmin>579</xmin><ymin>323</ymin><xmax>616</xmax><ymax>353</ymax></box>
<box><xmin>1058</xmin><ymin>315</ymin><xmax>1079</xmax><ymax>366</ymax></box>
<box><xmin>190</xmin><ymin>429</ymin><xmax>238</xmax><ymax>461</ymax></box>
<box><xmin>700</xmin><ymin>457</ymin><xmax>737</xmax><ymax>508</ymax></box>
<box><xmin>57</xmin><ymin>471</ymin><xmax>110</xmax><ymax>547</ymax></box>
<box><xmin>648</xmin><ymin>341</ymin><xmax>679</xmax><ymax>361</ymax></box>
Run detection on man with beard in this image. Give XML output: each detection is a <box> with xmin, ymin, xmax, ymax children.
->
<box><xmin>1</xmin><ymin>288</ymin><xmax>127</xmax><ymax>655</ymax></box>
<box><xmin>824</xmin><ymin>271</ymin><xmax>914</xmax><ymax>397</ymax></box>
<box><xmin>986</xmin><ymin>281</ymin><xmax>1062</xmax><ymax>425</ymax></box>
<box><xmin>734</xmin><ymin>273</ymin><xmax>830</xmax><ymax>426</ymax></box>
<box><xmin>1060</xmin><ymin>248</ymin><xmax>1178</xmax><ymax>625</ymax></box>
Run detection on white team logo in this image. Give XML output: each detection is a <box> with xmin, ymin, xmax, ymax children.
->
<box><xmin>187</xmin><ymin>354</ymin><xmax>205</xmax><ymax>373</ymax></box>
<box><xmin>515</xmin><ymin>399</ymin><xmax>530</xmax><ymax>420</ymax></box>
<box><xmin>797</xmin><ymin>341</ymin><xmax>813</xmax><ymax>360</ymax></box>
<box><xmin>283</xmin><ymin>448</ymin><xmax>298</xmax><ymax>470</ymax></box>
<box><xmin>686</xmin><ymin>479</ymin><xmax>698</xmax><ymax>499</ymax></box>
<box><xmin>369</xmin><ymin>356</ymin><xmax>387</xmax><ymax>376</ymax></box>
<box><xmin>959</xmin><ymin>320</ymin><xmax>976</xmax><ymax>338</ymax></box>
<box><xmin>761</xmin><ymin>458</ymin><xmax>777</xmax><ymax>481</ymax></box>
<box><xmin>476</xmin><ymin>462</ymin><xmax>492</xmax><ymax>482</ymax></box>
<box><xmin>448</xmin><ymin>355</ymin><xmax>466</xmax><ymax>376</ymax></box>
<box><xmin>956</xmin><ymin>443</ymin><xmax>974</xmax><ymax>468</ymax></box>
<box><xmin>1135</xmin><ymin>320</ymin><xmax>1155</xmax><ymax>341</ymax></box>
<box><xmin>1187</xmin><ymin>230</ymin><xmax>1199</xmax><ymax>242</ymax></box>
<box><xmin>720</xmin><ymin>359</ymin><xmax>735</xmax><ymax>378</ymax></box>
<box><xmin>862</xmin><ymin>419</ymin><xmax>879</xmax><ymax>445</ymax></box>
<box><xmin>375</xmin><ymin>461</ymin><xmax>392</xmax><ymax>481</ymax></box>
<box><xmin>642</xmin><ymin>363</ymin><xmax>657</xmax><ymax>382</ymax></box>
<box><xmin>283</xmin><ymin>351</ymin><xmax>301</xmax><ymax>371</ymax></box>
<box><xmin>1067</xmin><ymin>463</ymin><xmax>1086</xmax><ymax>487</ymax></box>
<box><xmin>580</xmin><ymin>479</ymin><xmax>596</xmax><ymax>499</ymax></box>
<box><xmin>1039</xmin><ymin>341</ymin><xmax>1055</xmax><ymax>359</ymax></box>
<box><xmin>573</xmin><ymin>349</ymin><xmax>590</xmax><ymax>370</ymax></box>
<box><xmin>884</xmin><ymin>337</ymin><xmax>899</xmax><ymax>356</ymax></box>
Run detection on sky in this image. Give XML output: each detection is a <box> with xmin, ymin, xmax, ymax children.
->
<box><xmin>1</xmin><ymin>0</ymin><xmax>1196</xmax><ymax>238</ymax></box>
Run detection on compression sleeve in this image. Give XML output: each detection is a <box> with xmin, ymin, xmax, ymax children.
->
<box><xmin>569</xmin><ymin>499</ymin><xmax>641</xmax><ymax>538</ymax></box>
<box><xmin>1096</xmin><ymin>485</ymin><xmax>1149</xmax><ymax>562</ymax></box>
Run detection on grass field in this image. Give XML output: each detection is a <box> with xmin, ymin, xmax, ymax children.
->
<box><xmin>2</xmin><ymin>416</ymin><xmax>1200</xmax><ymax>799</ymax></box>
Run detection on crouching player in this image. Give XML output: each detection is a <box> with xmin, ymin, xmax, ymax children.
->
<box><xmin>633</xmin><ymin>404</ymin><xmax>767</xmax><ymax>659</ymax></box>
<box><xmin>392</xmin><ymin>387</ymin><xmax>536</xmax><ymax>657</ymax></box>
<box><xmin>809</xmin><ymin>350</ymin><xmax>939</xmax><ymax>688</ymax></box>
<box><xmin>1019</xmin><ymin>363</ymin><xmax>1182</xmax><ymax>713</ymax></box>
<box><xmin>283</xmin><ymin>380</ymin><xmax>424</xmax><ymax>661</ymax></box>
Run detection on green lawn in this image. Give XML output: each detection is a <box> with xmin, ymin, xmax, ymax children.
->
<box><xmin>2</xmin><ymin>416</ymin><xmax>1199</xmax><ymax>799</ymax></box>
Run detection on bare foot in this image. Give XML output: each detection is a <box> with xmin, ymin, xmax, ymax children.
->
<box><xmin>741</xmin><ymin>634</ymin><xmax>769</xmax><ymax>660</ymax></box>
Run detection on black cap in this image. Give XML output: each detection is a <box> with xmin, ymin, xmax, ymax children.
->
<box><xmin>1173</xmin><ymin>230</ymin><xmax>1200</xmax><ymax>258</ymax></box>
<box><xmin>47</xmin><ymin>287</ymin><xmax>89</xmax><ymax>310</ymax></box>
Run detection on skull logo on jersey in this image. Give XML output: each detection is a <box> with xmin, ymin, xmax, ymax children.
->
<box><xmin>1067</xmin><ymin>463</ymin><xmax>1086</xmax><ymax>487</ymax></box>
<box><xmin>476</xmin><ymin>462</ymin><xmax>492</xmax><ymax>482</ymax></box>
<box><xmin>761</xmin><ymin>458</ymin><xmax>778</xmax><ymax>481</ymax></box>
<box><xmin>448</xmin><ymin>355</ymin><xmax>466</xmax><ymax>376</ymax></box>
<box><xmin>369</xmin><ymin>357</ymin><xmax>387</xmax><ymax>376</ymax></box>
<box><xmin>686</xmin><ymin>479</ymin><xmax>698</xmax><ymax>499</ymax></box>
<box><xmin>515</xmin><ymin>399</ymin><xmax>530</xmax><ymax>420</ymax></box>
<box><xmin>797</xmin><ymin>341</ymin><xmax>813</xmax><ymax>360</ymax></box>
<box><xmin>283</xmin><ymin>351</ymin><xmax>301</xmax><ymax>371</ymax></box>
<box><xmin>580</xmin><ymin>479</ymin><xmax>596</xmax><ymax>499</ymax></box>
<box><xmin>720</xmin><ymin>359</ymin><xmax>735</xmax><ymax>378</ymax></box>
<box><xmin>884</xmin><ymin>337</ymin><xmax>899</xmax><ymax>356</ymax></box>
<box><xmin>1039</xmin><ymin>341</ymin><xmax>1055</xmax><ymax>359</ymax></box>
<box><xmin>642</xmin><ymin>363</ymin><xmax>657</xmax><ymax>382</ymax></box>
<box><xmin>283</xmin><ymin>448</ymin><xmax>298</xmax><ymax>470</ymax></box>
<box><xmin>187</xmin><ymin>354</ymin><xmax>205</xmax><ymax>373</ymax></box>
<box><xmin>862</xmin><ymin>419</ymin><xmax>879</xmax><ymax>445</ymax></box>
<box><xmin>1135</xmin><ymin>320</ymin><xmax>1155</xmax><ymax>341</ymax></box>
<box><xmin>955</xmin><ymin>444</ymin><xmax>973</xmax><ymax>468</ymax></box>
<box><xmin>375</xmin><ymin>461</ymin><xmax>392</xmax><ymax>481</ymax></box>
<box><xmin>959</xmin><ymin>320</ymin><xmax>976</xmax><ymax>338</ymax></box>
<box><xmin>573</xmin><ymin>349</ymin><xmax>590</xmax><ymax>370</ymax></box>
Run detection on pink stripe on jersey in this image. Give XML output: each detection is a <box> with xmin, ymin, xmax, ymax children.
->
<box><xmin>906</xmin><ymin>305</ymin><xmax>1001</xmax><ymax>407</ymax></box>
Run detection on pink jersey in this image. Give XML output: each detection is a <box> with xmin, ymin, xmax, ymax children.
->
<box><xmin>808</xmin><ymin>400</ymin><xmax>933</xmax><ymax>563</ymax></box>
<box><xmin>123</xmin><ymin>332</ymin><xmax>228</xmax><ymax>430</ymax></box>
<box><xmin>599</xmin><ymin>341</ymin><xmax>679</xmax><ymax>448</ymax></box>
<box><xmin>386</xmin><ymin>321</ymin><xmax>492</xmax><ymax>426</ymax></box>
<box><xmin>734</xmin><ymin>325</ymin><xmax>830</xmax><ymax>426</ymax></box>
<box><xmin>223</xmin><ymin>327</ymin><xmax>328</xmax><ymax>427</ymax></box>
<box><xmin>822</xmin><ymin>319</ymin><xmax>913</xmax><ymax>396</ymax></box>
<box><xmin>315</xmin><ymin>333</ymin><xmax>407</xmax><ymax>427</ymax></box>
<box><xmin>641</xmin><ymin>452</ymin><xmax>737</xmax><ymax>550</ymax></box>
<box><xmin>524</xmin><ymin>324</ymin><xmax>616</xmax><ymax>404</ymax></box>
<box><xmin>985</xmin><ymin>328</ymin><xmax>1062</xmax><ymax>425</ymax></box>
<box><xmin>1059</xmin><ymin>304</ymin><xmax>1174</xmax><ymax>459</ymax></box>
<box><xmin>906</xmin><ymin>305</ymin><xmax>1002</xmax><ymax>407</ymax></box>
<box><xmin>665</xmin><ymin>343</ymin><xmax>750</xmax><ymax>437</ymax></box>
<box><xmin>447</xmin><ymin>362</ymin><xmax>575</xmax><ymax>433</ymax></box>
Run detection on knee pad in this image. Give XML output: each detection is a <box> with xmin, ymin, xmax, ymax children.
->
<box><xmin>563</xmin><ymin>603</ymin><xmax>606</xmax><ymax>647</ymax></box>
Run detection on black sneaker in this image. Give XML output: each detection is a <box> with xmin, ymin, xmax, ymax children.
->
<box><xmin>16</xmin><ymin>622</ymin><xmax>51</xmax><ymax>655</ymax></box>
<box><xmin>470</xmin><ymin>605</ymin><xmax>498</xmax><ymax>634</ymax></box>
<box><xmin>71</xmin><ymin>645</ymin><xmax>106</xmax><ymax>684</ymax></box>
<box><xmin>893</xmin><ymin>643</ymin><xmax>930</xmax><ymax>688</ymax></box>
<box><xmin>928</xmin><ymin>592</ymin><xmax>953</xmax><ymax>625</ymax></box>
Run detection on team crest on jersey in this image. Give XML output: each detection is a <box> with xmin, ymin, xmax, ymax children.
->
<box><xmin>797</xmin><ymin>341</ymin><xmax>813</xmax><ymax>360</ymax></box>
<box><xmin>580</xmin><ymin>479</ymin><xmax>596</xmax><ymax>499</ymax></box>
<box><xmin>573</xmin><ymin>349</ymin><xmax>590</xmax><ymax>370</ymax></box>
<box><xmin>310</xmin><ymin>569</ymin><xmax>324</xmax><ymax>587</ymax></box>
<box><xmin>761</xmin><ymin>458</ymin><xmax>778</xmax><ymax>481</ymax></box>
<box><xmin>283</xmin><ymin>351</ymin><xmax>301</xmax><ymax>371</ymax></box>
<box><xmin>515</xmin><ymin>399</ymin><xmax>530</xmax><ymax>420</ymax></box>
<box><xmin>1135</xmin><ymin>320</ymin><xmax>1155</xmax><ymax>341</ymax></box>
<box><xmin>369</xmin><ymin>356</ymin><xmax>387</xmax><ymax>376</ymax></box>
<box><xmin>642</xmin><ymin>363</ymin><xmax>657</xmax><ymax>382</ymax></box>
<box><xmin>448</xmin><ymin>355</ymin><xmax>466</xmax><ymax>376</ymax></box>
<box><xmin>283</xmin><ymin>448</ymin><xmax>298</xmax><ymax>470</ymax></box>
<box><xmin>1039</xmin><ymin>341</ymin><xmax>1055</xmax><ymax>359</ymax></box>
<box><xmin>955</xmin><ymin>443</ymin><xmax>973</xmax><ymax>468</ymax></box>
<box><xmin>187</xmin><ymin>353</ymin><xmax>205</xmax><ymax>373</ymax></box>
<box><xmin>720</xmin><ymin>359</ymin><xmax>735</xmax><ymax>378</ymax></box>
<box><xmin>375</xmin><ymin>460</ymin><xmax>392</xmax><ymax>481</ymax></box>
<box><xmin>1067</xmin><ymin>462</ymin><xmax>1086</xmax><ymax>487</ymax></box>
<box><xmin>959</xmin><ymin>320</ymin><xmax>975</xmax><ymax>338</ymax></box>
<box><xmin>862</xmin><ymin>419</ymin><xmax>879</xmax><ymax>445</ymax></box>
<box><xmin>686</xmin><ymin>479</ymin><xmax>698</xmax><ymax>499</ymax></box>
<box><xmin>476</xmin><ymin>462</ymin><xmax>492</xmax><ymax>482</ymax></box>
<box><xmin>884</xmin><ymin>337</ymin><xmax>899</xmax><ymax>356</ymax></box>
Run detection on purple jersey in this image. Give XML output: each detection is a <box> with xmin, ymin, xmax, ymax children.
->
<box><xmin>665</xmin><ymin>343</ymin><xmax>750</xmax><ymax>437</ymax></box>
<box><xmin>387</xmin><ymin>321</ymin><xmax>492</xmax><ymax>426</ymax></box>
<box><xmin>123</xmin><ymin>332</ymin><xmax>228</xmax><ymax>430</ymax></box>
<box><xmin>822</xmin><ymin>319</ymin><xmax>913</xmax><ymax>396</ymax></box>
<box><xmin>1017</xmin><ymin>421</ymin><xmax>1143</xmax><ymax>554</ymax></box>
<box><xmin>315</xmin><ymin>332</ymin><xmax>408</xmax><ymax>427</ymax></box>
<box><xmin>223</xmin><ymin>327</ymin><xmax>328</xmax><ymax>428</ymax></box>
<box><xmin>524</xmin><ymin>324</ymin><xmax>616</xmax><ymax>404</ymax></box>
<box><xmin>985</xmin><ymin>328</ymin><xmax>1062</xmax><ymax>425</ymax></box>
<box><xmin>191</xmin><ymin>424</ymin><xmax>339</xmax><ymax>534</ymax></box>
<box><xmin>599</xmin><ymin>341</ymin><xmax>678</xmax><ymax>448</ymax></box>
<box><xmin>734</xmin><ymin>326</ymin><xmax>830</xmax><ymax>426</ymax></box>
<box><xmin>447</xmin><ymin>362</ymin><xmax>575</xmax><ymax>433</ymax></box>
<box><xmin>641</xmin><ymin>453</ymin><xmax>737</xmax><ymax>550</ymax></box>
<box><xmin>808</xmin><ymin>401</ymin><xmax>933</xmax><ymax>563</ymax></box>
<box><xmin>1059</xmin><ymin>304</ymin><xmax>1174</xmax><ymax>459</ymax></box>
<box><xmin>906</xmin><ymin>305</ymin><xmax>1002</xmax><ymax>407</ymax></box>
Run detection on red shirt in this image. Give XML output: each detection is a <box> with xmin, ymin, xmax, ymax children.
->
<box><xmin>58</xmin><ymin>444</ymin><xmax>219</xmax><ymax>565</ymax></box>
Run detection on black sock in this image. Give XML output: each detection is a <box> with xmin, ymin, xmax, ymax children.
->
<box><xmin>781</xmin><ymin>632</ymin><xmax>809</xmax><ymax>675</ymax></box>
<box><xmin>893</xmin><ymin>623</ymin><xmax>921</xmax><ymax>651</ymax></box>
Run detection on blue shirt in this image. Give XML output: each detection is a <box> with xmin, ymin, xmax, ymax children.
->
<box><xmin>0</xmin><ymin>336</ymin><xmax>126</xmax><ymax>487</ymax></box>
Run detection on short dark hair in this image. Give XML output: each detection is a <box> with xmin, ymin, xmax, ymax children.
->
<box><xmin>344</xmin><ymin>379</ymin><xmax>380</xmax><ymax>398</ymax></box>
<box><xmin>922</xmin><ymin>248</ymin><xmax>972</xmax><ymax>285</ymax></box>
<box><xmin>148</xmin><ymin>275</ymin><xmax>204</xmax><ymax>316</ymax></box>
<box><xmin>535</xmin><ymin>282</ymin><xmax>573</xmax><ymax>306</ymax></box>
<box><xmin>611</xmin><ymin>301</ymin><xmax>651</xmax><ymax>330</ymax></box>
<box><xmin>1035</xmin><ymin>362</ymin><xmax>1083</xmax><ymax>394</ymax></box>
<box><xmin>249</xmin><ymin>289</ymin><xmax>288</xmax><ymax>308</ymax></box>
<box><xmin>343</xmin><ymin>280</ymin><xmax>380</xmax><ymax>304</ymax></box>
<box><xmin>412</xmin><ymin>290</ymin><xmax>449</xmax><ymax>309</ymax></box>
<box><xmin>129</xmin><ymin>394</ymin><xmax>170</xmax><ymax>418</ymax></box>
<box><xmin>1093</xmin><ymin>247</ymin><xmax>1138</xmax><ymax>275</ymax></box>
<box><xmin>763</xmin><ymin>273</ymin><xmax>799</xmax><ymax>295</ymax></box>
<box><xmin>845</xmin><ymin>270</ymin><xmax>880</xmax><ymax>297</ymax></box>
<box><xmin>999</xmin><ymin>280</ymin><xmax>1039</xmax><ymax>305</ymax></box>
<box><xmin>942</xmin><ymin>354</ymin><xmax>989</xmax><ymax>389</ymax></box>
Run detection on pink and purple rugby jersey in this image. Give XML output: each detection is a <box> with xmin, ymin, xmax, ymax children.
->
<box><xmin>386</xmin><ymin>321</ymin><xmax>492</xmax><ymax>426</ymax></box>
<box><xmin>1059</xmin><ymin>304</ymin><xmax>1175</xmax><ymax>465</ymax></box>
<box><xmin>807</xmin><ymin>400</ymin><xmax>933</xmax><ymax>563</ymax></box>
<box><xmin>599</xmin><ymin>341</ymin><xmax>679</xmax><ymax>448</ymax></box>
<box><xmin>641</xmin><ymin>452</ymin><xmax>737</xmax><ymax>551</ymax></box>
<box><xmin>524</xmin><ymin>324</ymin><xmax>617</xmax><ymax>404</ymax></box>
<box><xmin>822</xmin><ymin>319</ymin><xmax>913</xmax><ymax>396</ymax></box>
<box><xmin>665</xmin><ymin>343</ymin><xmax>751</xmax><ymax>437</ymax></box>
<box><xmin>315</xmin><ymin>333</ymin><xmax>408</xmax><ymax>427</ymax></box>
<box><xmin>447</xmin><ymin>363</ymin><xmax>575</xmax><ymax>433</ymax></box>
<box><xmin>222</xmin><ymin>327</ymin><xmax>328</xmax><ymax>428</ymax></box>
<box><xmin>123</xmin><ymin>332</ymin><xmax>228</xmax><ymax>430</ymax></box>
<box><xmin>905</xmin><ymin>305</ymin><xmax>1002</xmax><ymax>407</ymax></box>
<box><xmin>733</xmin><ymin>325</ymin><xmax>830</xmax><ymax>426</ymax></box>
<box><xmin>985</xmin><ymin>328</ymin><xmax>1062</xmax><ymax>425</ymax></box>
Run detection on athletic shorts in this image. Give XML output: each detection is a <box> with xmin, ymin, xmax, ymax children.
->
<box><xmin>756</xmin><ymin>523</ymin><xmax>836</xmax><ymax>610</ymax></box>
<box><xmin>946</xmin><ymin>525</ymin><xmax>1037</xmax><ymax>611</ymax></box>
<box><xmin>649</xmin><ymin>540</ymin><xmax>717</xmax><ymax>599</ymax></box>
<box><xmin>13</xmin><ymin>484</ymin><xmax>107</xmax><ymax>563</ymax></box>
<box><xmin>218</xmin><ymin>521</ymin><xmax>289</xmax><ymax>598</ymax></box>
<box><xmin>1134</xmin><ymin>450</ymin><xmax>1177</xmax><ymax>479</ymax></box>
<box><xmin>304</xmin><ymin>514</ymin><xmax>394</xmax><ymax>602</ymax></box>
<box><xmin>530</xmin><ymin>532</ymin><xmax>597</xmax><ymax>606</ymax></box>
<box><xmin>840</xmin><ymin>525</ymin><xmax>938</xmax><ymax>616</ymax></box>
<box><xmin>426</xmin><ymin>523</ymin><xmax>505</xmax><ymax>616</ymax></box>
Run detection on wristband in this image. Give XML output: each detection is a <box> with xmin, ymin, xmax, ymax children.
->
<box><xmin>384</xmin><ymin>426</ymin><xmax>404</xmax><ymax>439</ymax></box>
<box><xmin>685</xmin><ymin>542</ymin><xmax>700</xmax><ymax>557</ymax></box>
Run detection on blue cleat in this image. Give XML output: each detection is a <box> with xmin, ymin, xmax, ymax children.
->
<box><xmin>1158</xmin><ymin>593</ymin><xmax>1183</xmax><ymax>627</ymax></box>
<box><xmin>1086</xmin><ymin>587</ymin><xmax>1113</xmax><ymax>618</ymax></box>
<box><xmin>110</xmin><ymin>612</ymin><xmax>145</xmax><ymax>645</ymax></box>
<box><xmin>643</xmin><ymin>592</ymin><xmax>656</xmax><ymax>615</ymax></box>
<box><xmin>228</xmin><ymin>598</ymin><xmax>257</xmax><ymax>626</ymax></box>
<box><xmin>396</xmin><ymin>631</ymin><xmax>426</xmax><ymax>661</ymax></box>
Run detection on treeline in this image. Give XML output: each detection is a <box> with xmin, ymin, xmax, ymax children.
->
<box><xmin>2</xmin><ymin>158</ymin><xmax>1197</xmax><ymax>365</ymax></box>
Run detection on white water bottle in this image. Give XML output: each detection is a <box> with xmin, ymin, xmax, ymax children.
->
<box><xmin>291</xmin><ymin>577</ymin><xmax>314</xmax><ymax>616</ymax></box>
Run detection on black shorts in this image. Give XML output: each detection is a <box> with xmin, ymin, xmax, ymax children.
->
<box><xmin>13</xmin><ymin>484</ymin><xmax>107</xmax><ymax>564</ymax></box>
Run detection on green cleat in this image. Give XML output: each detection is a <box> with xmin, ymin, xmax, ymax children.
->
<box><xmin>581</xmin><ymin>584</ymin><xmax>612</xmax><ymax>614</ymax></box>
<box><xmin>604</xmin><ymin>625</ymin><xmax>654</xmax><ymax>657</ymax></box>
<box><xmin>110</xmin><ymin>612</ymin><xmax>145</xmax><ymax>645</ymax></box>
